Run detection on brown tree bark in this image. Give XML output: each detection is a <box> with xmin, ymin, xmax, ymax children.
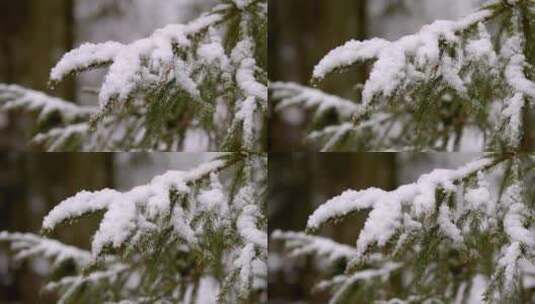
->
<box><xmin>269</xmin><ymin>0</ymin><xmax>368</xmax><ymax>151</ymax></box>
<box><xmin>0</xmin><ymin>0</ymin><xmax>75</xmax><ymax>150</ymax></box>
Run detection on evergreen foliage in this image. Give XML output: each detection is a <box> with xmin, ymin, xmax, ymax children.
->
<box><xmin>271</xmin><ymin>0</ymin><xmax>535</xmax><ymax>152</ymax></box>
<box><xmin>1</xmin><ymin>153</ymin><xmax>267</xmax><ymax>303</ymax></box>
<box><xmin>0</xmin><ymin>0</ymin><xmax>267</xmax><ymax>152</ymax></box>
<box><xmin>274</xmin><ymin>153</ymin><xmax>535</xmax><ymax>303</ymax></box>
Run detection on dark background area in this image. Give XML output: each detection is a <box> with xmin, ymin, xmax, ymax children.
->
<box><xmin>0</xmin><ymin>0</ymin><xmax>76</xmax><ymax>150</ymax></box>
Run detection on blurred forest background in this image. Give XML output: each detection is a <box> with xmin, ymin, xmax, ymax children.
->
<box><xmin>268</xmin><ymin>0</ymin><xmax>484</xmax><ymax>151</ymax></box>
<box><xmin>0</xmin><ymin>152</ymin><xmax>210</xmax><ymax>303</ymax></box>
<box><xmin>268</xmin><ymin>153</ymin><xmax>477</xmax><ymax>303</ymax></box>
<box><xmin>0</xmin><ymin>0</ymin><xmax>214</xmax><ymax>150</ymax></box>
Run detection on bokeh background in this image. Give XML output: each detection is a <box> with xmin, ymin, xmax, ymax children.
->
<box><xmin>0</xmin><ymin>153</ymin><xmax>211</xmax><ymax>303</ymax></box>
<box><xmin>268</xmin><ymin>153</ymin><xmax>477</xmax><ymax>303</ymax></box>
<box><xmin>0</xmin><ymin>0</ymin><xmax>215</xmax><ymax>150</ymax></box>
<box><xmin>268</xmin><ymin>0</ymin><xmax>485</xmax><ymax>151</ymax></box>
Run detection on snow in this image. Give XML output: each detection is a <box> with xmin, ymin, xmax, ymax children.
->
<box><xmin>313</xmin><ymin>38</ymin><xmax>389</xmax><ymax>81</ymax></box>
<box><xmin>319</xmin><ymin>262</ymin><xmax>401</xmax><ymax>304</ymax></box>
<box><xmin>306</xmin><ymin>157</ymin><xmax>495</xmax><ymax>258</ymax></box>
<box><xmin>50</xmin><ymin>41</ymin><xmax>124</xmax><ymax>83</ymax></box>
<box><xmin>440</xmin><ymin>55</ymin><xmax>467</xmax><ymax>94</ymax></box>
<box><xmin>504</xmin><ymin>203</ymin><xmax>535</xmax><ymax>247</ymax></box>
<box><xmin>464</xmin><ymin>172</ymin><xmax>491</xmax><ymax>212</ymax></box>
<box><xmin>234</xmin><ymin>243</ymin><xmax>255</xmax><ymax>297</ymax></box>
<box><xmin>307</xmin><ymin>188</ymin><xmax>382</xmax><ymax>231</ymax></box>
<box><xmin>197</xmin><ymin>39</ymin><xmax>229</xmax><ymax>66</ymax></box>
<box><xmin>501</xmin><ymin>93</ymin><xmax>525</xmax><ymax>147</ymax></box>
<box><xmin>251</xmin><ymin>257</ymin><xmax>267</xmax><ymax>289</ymax></box>
<box><xmin>237</xmin><ymin>205</ymin><xmax>267</xmax><ymax>249</ymax></box>
<box><xmin>506</xmin><ymin>54</ymin><xmax>535</xmax><ymax>99</ymax></box>
<box><xmin>467</xmin><ymin>274</ymin><xmax>487</xmax><ymax>304</ymax></box>
<box><xmin>195</xmin><ymin>276</ymin><xmax>219</xmax><ymax>304</ymax></box>
<box><xmin>438</xmin><ymin>205</ymin><xmax>463</xmax><ymax>244</ymax></box>
<box><xmin>318</xmin><ymin>123</ymin><xmax>355</xmax><ymax>152</ymax></box>
<box><xmin>0</xmin><ymin>84</ymin><xmax>96</xmax><ymax>122</ymax></box>
<box><xmin>0</xmin><ymin>232</ymin><xmax>91</xmax><ymax>269</ymax></box>
<box><xmin>272</xmin><ymin>231</ymin><xmax>356</xmax><ymax>263</ymax></box>
<box><xmin>232</xmin><ymin>40</ymin><xmax>268</xmax><ymax>102</ymax></box>
<box><xmin>272</xmin><ymin>82</ymin><xmax>360</xmax><ymax>119</ymax></box>
<box><xmin>232</xmin><ymin>0</ymin><xmax>252</xmax><ymax>9</ymax></box>
<box><xmin>31</xmin><ymin>123</ymin><xmax>89</xmax><ymax>152</ymax></box>
<box><xmin>92</xmin><ymin>196</ymin><xmax>138</xmax><ymax>257</ymax></box>
<box><xmin>466</xmin><ymin>23</ymin><xmax>497</xmax><ymax>65</ymax></box>
<box><xmin>197</xmin><ymin>173</ymin><xmax>227</xmax><ymax>212</ymax></box>
<box><xmin>45</xmin><ymin>263</ymin><xmax>128</xmax><ymax>295</ymax></box>
<box><xmin>43</xmin><ymin>189</ymin><xmax>120</xmax><ymax>231</ymax></box>
<box><xmin>498</xmin><ymin>242</ymin><xmax>521</xmax><ymax>292</ymax></box>
<box><xmin>174</xmin><ymin>59</ymin><xmax>201</xmax><ymax>99</ymax></box>
<box><xmin>235</xmin><ymin>97</ymin><xmax>258</xmax><ymax>150</ymax></box>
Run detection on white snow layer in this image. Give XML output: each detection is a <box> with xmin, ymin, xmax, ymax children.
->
<box><xmin>272</xmin><ymin>82</ymin><xmax>360</xmax><ymax>119</ymax></box>
<box><xmin>0</xmin><ymin>84</ymin><xmax>96</xmax><ymax>122</ymax></box>
<box><xmin>272</xmin><ymin>230</ymin><xmax>356</xmax><ymax>263</ymax></box>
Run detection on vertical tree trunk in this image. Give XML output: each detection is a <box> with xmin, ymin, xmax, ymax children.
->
<box><xmin>520</xmin><ymin>2</ymin><xmax>535</xmax><ymax>151</ymax></box>
<box><xmin>269</xmin><ymin>0</ymin><xmax>369</xmax><ymax>151</ymax></box>
<box><xmin>0</xmin><ymin>0</ymin><xmax>75</xmax><ymax>150</ymax></box>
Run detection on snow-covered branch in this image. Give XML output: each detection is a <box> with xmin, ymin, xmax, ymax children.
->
<box><xmin>295</xmin><ymin>154</ymin><xmax>535</xmax><ymax>302</ymax></box>
<box><xmin>272</xmin><ymin>230</ymin><xmax>356</xmax><ymax>264</ymax></box>
<box><xmin>306</xmin><ymin>157</ymin><xmax>496</xmax><ymax>243</ymax></box>
<box><xmin>271</xmin><ymin>82</ymin><xmax>359</xmax><ymax>119</ymax></box>
<box><xmin>33</xmin><ymin>0</ymin><xmax>268</xmax><ymax>152</ymax></box>
<box><xmin>0</xmin><ymin>232</ymin><xmax>91</xmax><ymax>269</ymax></box>
<box><xmin>0</xmin><ymin>84</ymin><xmax>96</xmax><ymax>122</ymax></box>
<box><xmin>50</xmin><ymin>5</ymin><xmax>226</xmax><ymax>108</ymax></box>
<box><xmin>317</xmin><ymin>262</ymin><xmax>401</xmax><ymax>304</ymax></box>
<box><xmin>312</xmin><ymin>6</ymin><xmax>499</xmax><ymax>104</ymax></box>
<box><xmin>42</xmin><ymin>157</ymin><xmax>233</xmax><ymax>258</ymax></box>
<box><xmin>3</xmin><ymin>153</ymin><xmax>266</xmax><ymax>303</ymax></box>
<box><xmin>277</xmin><ymin>1</ymin><xmax>535</xmax><ymax>151</ymax></box>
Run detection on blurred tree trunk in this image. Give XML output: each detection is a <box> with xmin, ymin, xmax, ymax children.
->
<box><xmin>269</xmin><ymin>0</ymin><xmax>368</xmax><ymax>151</ymax></box>
<box><xmin>0</xmin><ymin>0</ymin><xmax>75</xmax><ymax>150</ymax></box>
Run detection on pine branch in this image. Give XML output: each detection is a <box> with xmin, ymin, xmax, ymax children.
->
<box><xmin>273</xmin><ymin>1</ymin><xmax>535</xmax><ymax>151</ymax></box>
<box><xmin>282</xmin><ymin>153</ymin><xmax>535</xmax><ymax>302</ymax></box>
<box><xmin>0</xmin><ymin>232</ymin><xmax>91</xmax><ymax>270</ymax></box>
